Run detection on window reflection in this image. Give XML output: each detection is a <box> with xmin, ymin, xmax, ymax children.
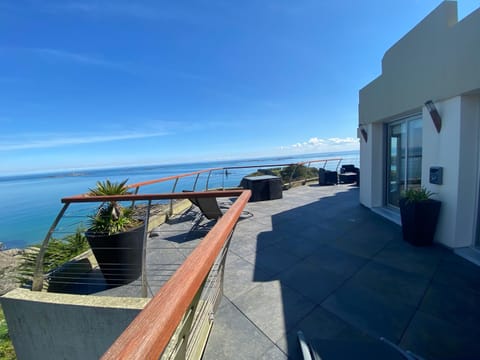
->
<box><xmin>387</xmin><ymin>116</ymin><xmax>422</xmax><ymax>207</ymax></box>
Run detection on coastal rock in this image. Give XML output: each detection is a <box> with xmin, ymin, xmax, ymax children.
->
<box><xmin>0</xmin><ymin>248</ymin><xmax>25</xmax><ymax>295</ymax></box>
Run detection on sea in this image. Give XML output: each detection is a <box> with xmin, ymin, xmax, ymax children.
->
<box><xmin>0</xmin><ymin>150</ymin><xmax>359</xmax><ymax>249</ymax></box>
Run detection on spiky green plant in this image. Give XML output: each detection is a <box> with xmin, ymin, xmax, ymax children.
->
<box><xmin>88</xmin><ymin>179</ymin><xmax>141</xmax><ymax>235</ymax></box>
<box><xmin>18</xmin><ymin>228</ymin><xmax>90</xmax><ymax>287</ymax></box>
<box><xmin>402</xmin><ymin>187</ymin><xmax>435</xmax><ymax>204</ymax></box>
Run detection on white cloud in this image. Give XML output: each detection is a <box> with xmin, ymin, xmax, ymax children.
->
<box><xmin>282</xmin><ymin>136</ymin><xmax>359</xmax><ymax>153</ymax></box>
<box><xmin>0</xmin><ymin>131</ymin><xmax>168</xmax><ymax>151</ymax></box>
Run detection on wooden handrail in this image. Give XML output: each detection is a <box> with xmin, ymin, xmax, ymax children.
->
<box><xmin>126</xmin><ymin>168</ymin><xmax>223</xmax><ymax>189</ymax></box>
<box><xmin>222</xmin><ymin>159</ymin><xmax>343</xmax><ymax>170</ymax></box>
<box><xmin>61</xmin><ymin>190</ymin><xmax>245</xmax><ymax>204</ymax></box>
<box><xmin>124</xmin><ymin>158</ymin><xmax>345</xmax><ymax>191</ymax></box>
<box><xmin>65</xmin><ymin>158</ymin><xmax>347</xmax><ymax>200</ymax></box>
<box><xmin>101</xmin><ymin>190</ymin><xmax>251</xmax><ymax>360</ymax></box>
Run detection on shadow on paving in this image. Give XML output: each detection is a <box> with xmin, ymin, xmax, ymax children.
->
<box><xmin>203</xmin><ymin>185</ymin><xmax>480</xmax><ymax>359</ymax></box>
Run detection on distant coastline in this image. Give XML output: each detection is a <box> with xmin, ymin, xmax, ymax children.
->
<box><xmin>0</xmin><ymin>150</ymin><xmax>359</xmax><ymax>249</ymax></box>
<box><xmin>0</xmin><ymin>150</ymin><xmax>359</xmax><ymax>181</ymax></box>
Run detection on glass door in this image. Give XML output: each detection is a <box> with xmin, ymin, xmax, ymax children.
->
<box><xmin>386</xmin><ymin>116</ymin><xmax>422</xmax><ymax>208</ymax></box>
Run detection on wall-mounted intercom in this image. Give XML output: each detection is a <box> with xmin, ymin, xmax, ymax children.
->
<box><xmin>429</xmin><ymin>166</ymin><xmax>443</xmax><ymax>185</ymax></box>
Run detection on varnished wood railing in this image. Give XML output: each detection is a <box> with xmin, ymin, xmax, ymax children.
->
<box><xmin>31</xmin><ymin>190</ymin><xmax>246</xmax><ymax>292</ymax></box>
<box><xmin>101</xmin><ymin>190</ymin><xmax>251</xmax><ymax>359</ymax></box>
<box><xmin>30</xmin><ymin>157</ymin><xmax>353</xmax><ymax>357</ymax></box>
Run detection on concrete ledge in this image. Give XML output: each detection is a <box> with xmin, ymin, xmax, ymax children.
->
<box><xmin>1</xmin><ymin>288</ymin><xmax>149</xmax><ymax>360</ymax></box>
<box><xmin>2</xmin><ymin>288</ymin><xmax>149</xmax><ymax>308</ymax></box>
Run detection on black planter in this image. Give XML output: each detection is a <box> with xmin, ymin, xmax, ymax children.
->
<box><xmin>399</xmin><ymin>198</ymin><xmax>441</xmax><ymax>246</ymax></box>
<box><xmin>86</xmin><ymin>223</ymin><xmax>145</xmax><ymax>286</ymax></box>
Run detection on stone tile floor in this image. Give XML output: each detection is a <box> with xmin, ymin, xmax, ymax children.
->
<box><xmin>202</xmin><ymin>184</ymin><xmax>480</xmax><ymax>360</ymax></box>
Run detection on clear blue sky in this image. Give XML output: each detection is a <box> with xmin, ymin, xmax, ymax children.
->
<box><xmin>0</xmin><ymin>1</ymin><xmax>477</xmax><ymax>175</ymax></box>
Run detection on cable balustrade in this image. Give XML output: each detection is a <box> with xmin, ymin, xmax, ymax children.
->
<box><xmin>27</xmin><ymin>156</ymin><xmax>354</xmax><ymax>359</ymax></box>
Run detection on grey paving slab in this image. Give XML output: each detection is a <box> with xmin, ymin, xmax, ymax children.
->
<box><xmin>433</xmin><ymin>255</ymin><xmax>480</xmax><ymax>295</ymax></box>
<box><xmin>232</xmin><ymin>280</ymin><xmax>316</xmax><ymax>343</ymax></box>
<box><xmin>373</xmin><ymin>239</ymin><xmax>445</xmax><ymax>277</ymax></box>
<box><xmin>228</xmin><ymin>232</ymin><xmax>263</xmax><ymax>259</ymax></box>
<box><xmin>321</xmin><ymin>280</ymin><xmax>416</xmax><ymax>342</ymax></box>
<box><xmin>199</xmin><ymin>184</ymin><xmax>480</xmax><ymax>359</ymax></box>
<box><xmin>419</xmin><ymin>281</ymin><xmax>480</xmax><ymax>330</ymax></box>
<box><xmin>349</xmin><ymin>260</ymin><xmax>431</xmax><ymax>307</ymax></box>
<box><xmin>273</xmin><ymin>230</ymin><xmax>326</xmax><ymax>258</ymax></box>
<box><xmin>276</xmin><ymin>261</ymin><xmax>345</xmax><ymax>304</ymax></box>
<box><xmin>259</xmin><ymin>345</ymin><xmax>289</xmax><ymax>360</ymax></box>
<box><xmin>302</xmin><ymin>245</ymin><xmax>368</xmax><ymax>278</ymax></box>
<box><xmin>326</xmin><ymin>233</ymin><xmax>389</xmax><ymax>258</ymax></box>
<box><xmin>202</xmin><ymin>297</ymin><xmax>281</xmax><ymax>360</ymax></box>
<box><xmin>243</xmin><ymin>243</ymin><xmax>303</xmax><ymax>278</ymax></box>
<box><xmin>400</xmin><ymin>311</ymin><xmax>480</xmax><ymax>360</ymax></box>
<box><xmin>276</xmin><ymin>305</ymin><xmax>375</xmax><ymax>357</ymax></box>
<box><xmin>235</xmin><ymin>216</ymin><xmax>274</xmax><ymax>234</ymax></box>
<box><xmin>223</xmin><ymin>252</ymin><xmax>272</xmax><ymax>301</ymax></box>
<box><xmin>229</xmin><ymin>230</ymin><xmax>284</xmax><ymax>259</ymax></box>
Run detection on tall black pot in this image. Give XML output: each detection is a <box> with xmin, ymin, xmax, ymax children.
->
<box><xmin>399</xmin><ymin>198</ymin><xmax>441</xmax><ymax>246</ymax></box>
<box><xmin>86</xmin><ymin>223</ymin><xmax>145</xmax><ymax>286</ymax></box>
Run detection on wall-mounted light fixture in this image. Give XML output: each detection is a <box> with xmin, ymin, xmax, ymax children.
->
<box><xmin>360</xmin><ymin>128</ymin><xmax>368</xmax><ymax>142</ymax></box>
<box><xmin>425</xmin><ymin>100</ymin><xmax>442</xmax><ymax>133</ymax></box>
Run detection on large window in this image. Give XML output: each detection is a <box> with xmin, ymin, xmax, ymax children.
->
<box><xmin>386</xmin><ymin>116</ymin><xmax>422</xmax><ymax>207</ymax></box>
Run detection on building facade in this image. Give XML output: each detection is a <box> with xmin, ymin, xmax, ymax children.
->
<box><xmin>358</xmin><ymin>2</ymin><xmax>480</xmax><ymax>254</ymax></box>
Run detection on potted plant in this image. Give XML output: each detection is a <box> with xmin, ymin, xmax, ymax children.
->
<box><xmin>399</xmin><ymin>187</ymin><xmax>441</xmax><ymax>246</ymax></box>
<box><xmin>85</xmin><ymin>179</ymin><xmax>145</xmax><ymax>286</ymax></box>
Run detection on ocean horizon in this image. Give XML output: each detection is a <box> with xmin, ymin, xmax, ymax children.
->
<box><xmin>0</xmin><ymin>150</ymin><xmax>359</xmax><ymax>249</ymax></box>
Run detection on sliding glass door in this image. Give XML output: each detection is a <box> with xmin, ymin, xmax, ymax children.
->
<box><xmin>386</xmin><ymin>116</ymin><xmax>422</xmax><ymax>207</ymax></box>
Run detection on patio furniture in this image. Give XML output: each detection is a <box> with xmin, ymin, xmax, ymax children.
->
<box><xmin>240</xmin><ymin>175</ymin><xmax>283</xmax><ymax>202</ymax></box>
<box><xmin>184</xmin><ymin>191</ymin><xmax>253</xmax><ymax>223</ymax></box>
<box><xmin>339</xmin><ymin>164</ymin><xmax>359</xmax><ymax>185</ymax></box>
<box><xmin>182</xmin><ymin>191</ymin><xmax>224</xmax><ymax>221</ymax></box>
<box><xmin>189</xmin><ymin>196</ymin><xmax>223</xmax><ymax>220</ymax></box>
<box><xmin>318</xmin><ymin>168</ymin><xmax>337</xmax><ymax>185</ymax></box>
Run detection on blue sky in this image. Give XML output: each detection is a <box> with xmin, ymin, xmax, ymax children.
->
<box><xmin>0</xmin><ymin>1</ymin><xmax>478</xmax><ymax>175</ymax></box>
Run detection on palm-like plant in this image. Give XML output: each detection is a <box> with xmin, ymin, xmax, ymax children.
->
<box><xmin>88</xmin><ymin>179</ymin><xmax>141</xmax><ymax>235</ymax></box>
<box><xmin>402</xmin><ymin>187</ymin><xmax>435</xmax><ymax>204</ymax></box>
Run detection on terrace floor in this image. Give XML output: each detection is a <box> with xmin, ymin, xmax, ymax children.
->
<box><xmin>202</xmin><ymin>184</ymin><xmax>480</xmax><ymax>360</ymax></box>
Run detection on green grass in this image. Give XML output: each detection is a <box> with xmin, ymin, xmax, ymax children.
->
<box><xmin>0</xmin><ymin>306</ymin><xmax>16</xmax><ymax>360</ymax></box>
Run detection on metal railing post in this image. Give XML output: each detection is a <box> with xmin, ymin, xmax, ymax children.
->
<box><xmin>141</xmin><ymin>200</ymin><xmax>152</xmax><ymax>298</ymax></box>
<box><xmin>32</xmin><ymin>203</ymin><xmax>70</xmax><ymax>291</ymax></box>
<box><xmin>222</xmin><ymin>169</ymin><xmax>226</xmax><ymax>190</ymax></box>
<box><xmin>131</xmin><ymin>186</ymin><xmax>140</xmax><ymax>208</ymax></box>
<box><xmin>206</xmin><ymin>170</ymin><xmax>213</xmax><ymax>191</ymax></box>
<box><xmin>193</xmin><ymin>173</ymin><xmax>200</xmax><ymax>191</ymax></box>
<box><xmin>336</xmin><ymin>159</ymin><xmax>342</xmax><ymax>172</ymax></box>
<box><xmin>170</xmin><ymin>178</ymin><xmax>179</xmax><ymax>215</ymax></box>
<box><xmin>288</xmin><ymin>164</ymin><xmax>297</xmax><ymax>189</ymax></box>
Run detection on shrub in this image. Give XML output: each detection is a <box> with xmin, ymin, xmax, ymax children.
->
<box><xmin>402</xmin><ymin>187</ymin><xmax>435</xmax><ymax>203</ymax></box>
<box><xmin>244</xmin><ymin>165</ymin><xmax>318</xmax><ymax>184</ymax></box>
<box><xmin>0</xmin><ymin>306</ymin><xmax>16</xmax><ymax>360</ymax></box>
<box><xmin>18</xmin><ymin>229</ymin><xmax>89</xmax><ymax>287</ymax></box>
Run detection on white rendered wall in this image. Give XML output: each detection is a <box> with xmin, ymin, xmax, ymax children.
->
<box><xmin>421</xmin><ymin>95</ymin><xmax>479</xmax><ymax>247</ymax></box>
<box><xmin>422</xmin><ymin>97</ymin><xmax>461</xmax><ymax>246</ymax></box>
<box><xmin>359</xmin><ymin>2</ymin><xmax>480</xmax><ymax>125</ymax></box>
<box><xmin>358</xmin><ymin>1</ymin><xmax>480</xmax><ymax>248</ymax></box>
<box><xmin>359</xmin><ymin>122</ymin><xmax>384</xmax><ymax>208</ymax></box>
<box><xmin>456</xmin><ymin>96</ymin><xmax>480</xmax><ymax>246</ymax></box>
